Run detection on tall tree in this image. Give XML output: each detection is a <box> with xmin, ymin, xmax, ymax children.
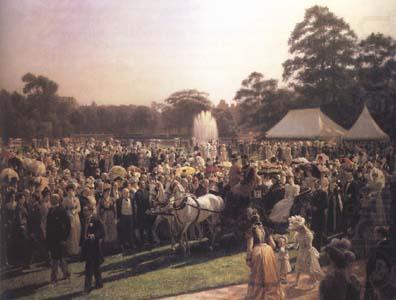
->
<box><xmin>234</xmin><ymin>72</ymin><xmax>292</xmax><ymax>130</ymax></box>
<box><xmin>357</xmin><ymin>33</ymin><xmax>396</xmax><ymax>138</ymax></box>
<box><xmin>211</xmin><ymin>100</ymin><xmax>237</xmax><ymax>137</ymax></box>
<box><xmin>357</xmin><ymin>33</ymin><xmax>396</xmax><ymax>88</ymax></box>
<box><xmin>163</xmin><ymin>89</ymin><xmax>212</xmax><ymax>131</ymax></box>
<box><xmin>282</xmin><ymin>5</ymin><xmax>358</xmax><ymax>119</ymax></box>
<box><xmin>22</xmin><ymin>73</ymin><xmax>58</xmax><ymax>97</ymax></box>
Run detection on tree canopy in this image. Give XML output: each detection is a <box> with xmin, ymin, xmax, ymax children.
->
<box><xmin>283</xmin><ymin>6</ymin><xmax>357</xmax><ymax>108</ymax></box>
<box><xmin>234</xmin><ymin>72</ymin><xmax>293</xmax><ymax>131</ymax></box>
<box><xmin>1</xmin><ymin>5</ymin><xmax>395</xmax><ymax>141</ymax></box>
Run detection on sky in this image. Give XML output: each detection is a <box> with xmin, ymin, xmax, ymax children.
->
<box><xmin>0</xmin><ymin>0</ymin><xmax>395</xmax><ymax>106</ymax></box>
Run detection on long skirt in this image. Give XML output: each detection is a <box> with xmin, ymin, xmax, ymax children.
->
<box><xmin>269</xmin><ymin>198</ymin><xmax>294</xmax><ymax>223</ymax></box>
<box><xmin>246</xmin><ymin>244</ymin><xmax>284</xmax><ymax>300</ymax></box>
<box><xmin>295</xmin><ymin>246</ymin><xmax>323</xmax><ymax>277</ymax></box>
<box><xmin>102</xmin><ymin>210</ymin><xmax>117</xmax><ymax>243</ymax></box>
<box><xmin>66</xmin><ymin>213</ymin><xmax>81</xmax><ymax>256</ymax></box>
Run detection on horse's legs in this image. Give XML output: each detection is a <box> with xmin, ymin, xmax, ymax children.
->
<box><xmin>196</xmin><ymin>223</ymin><xmax>204</xmax><ymax>240</ymax></box>
<box><xmin>207</xmin><ymin>216</ymin><xmax>221</xmax><ymax>250</ymax></box>
<box><xmin>179</xmin><ymin>223</ymin><xmax>191</xmax><ymax>256</ymax></box>
<box><xmin>152</xmin><ymin>216</ymin><xmax>161</xmax><ymax>244</ymax></box>
<box><xmin>168</xmin><ymin>217</ymin><xmax>177</xmax><ymax>251</ymax></box>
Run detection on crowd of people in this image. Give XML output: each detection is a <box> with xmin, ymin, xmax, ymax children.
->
<box><xmin>1</xmin><ymin>137</ymin><xmax>395</xmax><ymax>297</ymax></box>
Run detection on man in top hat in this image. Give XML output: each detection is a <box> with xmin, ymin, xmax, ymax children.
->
<box><xmin>46</xmin><ymin>194</ymin><xmax>71</xmax><ymax>284</ymax></box>
<box><xmin>15</xmin><ymin>192</ymin><xmax>32</xmax><ymax>269</ymax></box>
<box><xmin>133</xmin><ymin>180</ymin><xmax>152</xmax><ymax>248</ymax></box>
<box><xmin>310</xmin><ymin>179</ymin><xmax>329</xmax><ymax>250</ymax></box>
<box><xmin>342</xmin><ymin>171</ymin><xmax>360</xmax><ymax>234</ymax></box>
<box><xmin>116</xmin><ymin>188</ymin><xmax>137</xmax><ymax>253</ymax></box>
<box><xmin>81</xmin><ymin>204</ymin><xmax>105</xmax><ymax>293</ymax></box>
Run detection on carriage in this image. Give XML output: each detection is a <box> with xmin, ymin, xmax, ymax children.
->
<box><xmin>147</xmin><ymin>163</ymin><xmax>318</xmax><ymax>255</ymax></box>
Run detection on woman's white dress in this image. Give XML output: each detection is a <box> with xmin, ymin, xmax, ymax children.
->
<box><xmin>294</xmin><ymin>229</ymin><xmax>323</xmax><ymax>276</ymax></box>
<box><xmin>366</xmin><ymin>171</ymin><xmax>386</xmax><ymax>226</ymax></box>
<box><xmin>269</xmin><ymin>183</ymin><xmax>300</xmax><ymax>223</ymax></box>
<box><xmin>63</xmin><ymin>196</ymin><xmax>81</xmax><ymax>255</ymax></box>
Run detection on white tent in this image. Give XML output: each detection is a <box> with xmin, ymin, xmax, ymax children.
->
<box><xmin>266</xmin><ymin>108</ymin><xmax>347</xmax><ymax>139</ymax></box>
<box><xmin>344</xmin><ymin>106</ymin><xmax>389</xmax><ymax>140</ymax></box>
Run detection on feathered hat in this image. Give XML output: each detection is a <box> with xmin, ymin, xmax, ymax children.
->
<box><xmin>325</xmin><ymin>238</ymin><xmax>356</xmax><ymax>268</ymax></box>
<box><xmin>288</xmin><ymin>215</ymin><xmax>305</xmax><ymax>231</ymax></box>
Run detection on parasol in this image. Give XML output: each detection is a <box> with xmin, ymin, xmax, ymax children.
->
<box><xmin>292</xmin><ymin>157</ymin><xmax>310</xmax><ymax>165</ymax></box>
<box><xmin>176</xmin><ymin>166</ymin><xmax>196</xmax><ymax>176</ymax></box>
<box><xmin>23</xmin><ymin>158</ymin><xmax>46</xmax><ymax>176</ymax></box>
<box><xmin>219</xmin><ymin>161</ymin><xmax>232</xmax><ymax>168</ymax></box>
<box><xmin>315</xmin><ymin>153</ymin><xmax>329</xmax><ymax>164</ymax></box>
<box><xmin>36</xmin><ymin>148</ymin><xmax>48</xmax><ymax>154</ymax></box>
<box><xmin>0</xmin><ymin>168</ymin><xmax>19</xmax><ymax>181</ymax></box>
<box><xmin>110</xmin><ymin>166</ymin><xmax>127</xmax><ymax>180</ymax></box>
<box><xmin>127</xmin><ymin>165</ymin><xmax>141</xmax><ymax>173</ymax></box>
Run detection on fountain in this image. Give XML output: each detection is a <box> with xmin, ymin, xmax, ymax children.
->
<box><xmin>192</xmin><ymin>110</ymin><xmax>219</xmax><ymax>145</ymax></box>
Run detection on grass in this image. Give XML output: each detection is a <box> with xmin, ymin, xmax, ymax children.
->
<box><xmin>1</xmin><ymin>240</ymin><xmax>251</xmax><ymax>300</ymax></box>
<box><xmin>1</xmin><ymin>232</ymin><xmax>305</xmax><ymax>300</ymax></box>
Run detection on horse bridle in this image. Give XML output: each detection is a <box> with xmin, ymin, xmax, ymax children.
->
<box><xmin>173</xmin><ymin>194</ymin><xmax>202</xmax><ymax>226</ymax></box>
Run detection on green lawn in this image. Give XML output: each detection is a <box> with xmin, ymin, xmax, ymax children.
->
<box><xmin>1</xmin><ymin>241</ymin><xmax>251</xmax><ymax>300</ymax></box>
<box><xmin>1</xmin><ymin>233</ymin><xmax>304</xmax><ymax>300</ymax></box>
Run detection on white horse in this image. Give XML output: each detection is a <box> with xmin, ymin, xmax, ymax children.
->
<box><xmin>147</xmin><ymin>182</ymin><xmax>177</xmax><ymax>249</ymax></box>
<box><xmin>150</xmin><ymin>206</ymin><xmax>179</xmax><ymax>250</ymax></box>
<box><xmin>172</xmin><ymin>193</ymin><xmax>225</xmax><ymax>255</ymax></box>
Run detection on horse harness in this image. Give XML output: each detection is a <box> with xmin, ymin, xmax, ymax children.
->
<box><xmin>148</xmin><ymin>201</ymin><xmax>174</xmax><ymax>217</ymax></box>
<box><xmin>172</xmin><ymin>194</ymin><xmax>223</xmax><ymax>226</ymax></box>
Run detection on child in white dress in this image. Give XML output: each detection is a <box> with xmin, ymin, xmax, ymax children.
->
<box><xmin>276</xmin><ymin>235</ymin><xmax>292</xmax><ymax>284</ymax></box>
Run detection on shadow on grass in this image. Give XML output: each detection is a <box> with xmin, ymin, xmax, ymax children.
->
<box><xmin>3</xmin><ymin>236</ymin><xmax>245</xmax><ymax>300</ymax></box>
<box><xmin>1</xmin><ymin>282</ymin><xmax>49</xmax><ymax>300</ymax></box>
<box><xmin>100</xmin><ymin>238</ymin><xmax>243</xmax><ymax>284</ymax></box>
<box><xmin>46</xmin><ymin>291</ymin><xmax>87</xmax><ymax>300</ymax></box>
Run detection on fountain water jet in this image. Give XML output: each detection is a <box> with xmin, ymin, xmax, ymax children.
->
<box><xmin>193</xmin><ymin>111</ymin><xmax>219</xmax><ymax>145</ymax></box>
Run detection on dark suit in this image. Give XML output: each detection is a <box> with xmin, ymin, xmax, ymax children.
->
<box><xmin>46</xmin><ymin>205</ymin><xmax>71</xmax><ymax>259</ymax></box>
<box><xmin>15</xmin><ymin>203</ymin><xmax>32</xmax><ymax>267</ymax></box>
<box><xmin>264</xmin><ymin>183</ymin><xmax>285</xmax><ymax>212</ymax></box>
<box><xmin>192</xmin><ymin>184</ymin><xmax>207</xmax><ymax>197</ymax></box>
<box><xmin>46</xmin><ymin>205</ymin><xmax>71</xmax><ymax>281</ymax></box>
<box><xmin>364</xmin><ymin>239</ymin><xmax>392</xmax><ymax>300</ymax></box>
<box><xmin>327</xmin><ymin>185</ymin><xmax>343</xmax><ymax>234</ymax></box>
<box><xmin>310</xmin><ymin>189</ymin><xmax>328</xmax><ymax>250</ymax></box>
<box><xmin>134</xmin><ymin>189</ymin><xmax>152</xmax><ymax>246</ymax></box>
<box><xmin>81</xmin><ymin>216</ymin><xmax>105</xmax><ymax>290</ymax></box>
<box><xmin>116</xmin><ymin>197</ymin><xmax>136</xmax><ymax>248</ymax></box>
<box><xmin>343</xmin><ymin>180</ymin><xmax>360</xmax><ymax>232</ymax></box>
<box><xmin>84</xmin><ymin>157</ymin><xmax>98</xmax><ymax>178</ymax></box>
